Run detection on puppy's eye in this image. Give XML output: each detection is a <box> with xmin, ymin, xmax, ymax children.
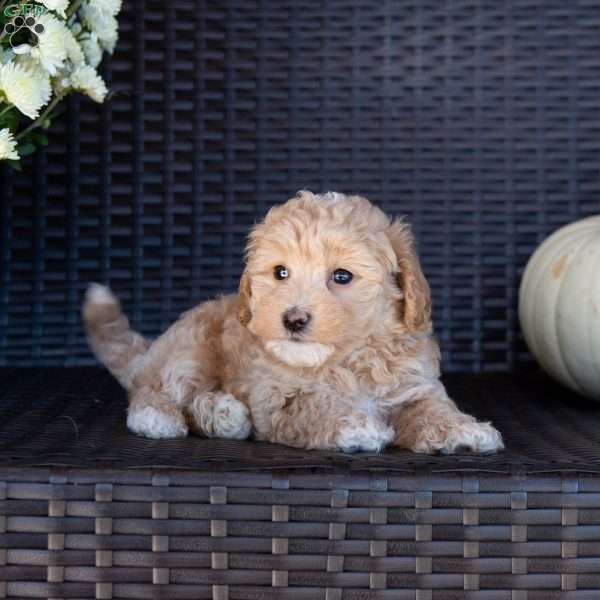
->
<box><xmin>274</xmin><ymin>265</ymin><xmax>289</xmax><ymax>280</ymax></box>
<box><xmin>331</xmin><ymin>269</ymin><xmax>353</xmax><ymax>284</ymax></box>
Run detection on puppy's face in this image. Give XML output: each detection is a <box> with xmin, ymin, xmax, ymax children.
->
<box><xmin>239</xmin><ymin>192</ymin><xmax>431</xmax><ymax>368</ymax></box>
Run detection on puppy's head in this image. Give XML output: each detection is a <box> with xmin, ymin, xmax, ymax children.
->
<box><xmin>239</xmin><ymin>191</ymin><xmax>431</xmax><ymax>368</ymax></box>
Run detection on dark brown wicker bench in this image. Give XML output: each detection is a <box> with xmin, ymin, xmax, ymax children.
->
<box><xmin>1</xmin><ymin>367</ymin><xmax>600</xmax><ymax>598</ymax></box>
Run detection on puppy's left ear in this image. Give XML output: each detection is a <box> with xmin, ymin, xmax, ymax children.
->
<box><xmin>238</xmin><ymin>271</ymin><xmax>252</xmax><ymax>326</ymax></box>
<box><xmin>386</xmin><ymin>220</ymin><xmax>432</xmax><ymax>333</ymax></box>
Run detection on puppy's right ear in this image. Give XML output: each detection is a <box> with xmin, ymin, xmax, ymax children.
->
<box><xmin>238</xmin><ymin>271</ymin><xmax>252</xmax><ymax>326</ymax></box>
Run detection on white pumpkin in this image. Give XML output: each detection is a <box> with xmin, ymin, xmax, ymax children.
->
<box><xmin>519</xmin><ymin>215</ymin><xmax>600</xmax><ymax>401</ymax></box>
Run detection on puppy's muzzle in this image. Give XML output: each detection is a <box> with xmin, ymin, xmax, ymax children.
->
<box><xmin>282</xmin><ymin>307</ymin><xmax>311</xmax><ymax>334</ymax></box>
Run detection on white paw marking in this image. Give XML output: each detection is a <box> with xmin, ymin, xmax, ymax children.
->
<box><xmin>415</xmin><ymin>420</ymin><xmax>504</xmax><ymax>454</ymax></box>
<box><xmin>212</xmin><ymin>394</ymin><xmax>252</xmax><ymax>440</ymax></box>
<box><xmin>450</xmin><ymin>421</ymin><xmax>504</xmax><ymax>454</ymax></box>
<box><xmin>86</xmin><ymin>283</ymin><xmax>116</xmax><ymax>305</ymax></box>
<box><xmin>336</xmin><ymin>418</ymin><xmax>394</xmax><ymax>453</ymax></box>
<box><xmin>127</xmin><ymin>406</ymin><xmax>188</xmax><ymax>439</ymax></box>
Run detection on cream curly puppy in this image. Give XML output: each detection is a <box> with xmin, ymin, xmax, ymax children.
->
<box><xmin>83</xmin><ymin>191</ymin><xmax>503</xmax><ymax>454</ymax></box>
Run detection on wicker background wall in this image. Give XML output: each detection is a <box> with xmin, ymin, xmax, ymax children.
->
<box><xmin>1</xmin><ymin>0</ymin><xmax>599</xmax><ymax>371</ymax></box>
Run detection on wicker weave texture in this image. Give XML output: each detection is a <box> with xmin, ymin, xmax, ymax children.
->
<box><xmin>1</xmin><ymin>0</ymin><xmax>600</xmax><ymax>370</ymax></box>
<box><xmin>1</xmin><ymin>468</ymin><xmax>599</xmax><ymax>598</ymax></box>
<box><xmin>3</xmin><ymin>367</ymin><xmax>600</xmax><ymax>474</ymax></box>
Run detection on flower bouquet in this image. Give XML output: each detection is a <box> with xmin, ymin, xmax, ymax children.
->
<box><xmin>0</xmin><ymin>0</ymin><xmax>122</xmax><ymax>167</ymax></box>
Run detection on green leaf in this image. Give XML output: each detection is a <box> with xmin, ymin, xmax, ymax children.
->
<box><xmin>17</xmin><ymin>142</ymin><xmax>36</xmax><ymax>157</ymax></box>
<box><xmin>2</xmin><ymin>111</ymin><xmax>21</xmax><ymax>132</ymax></box>
<box><xmin>32</xmin><ymin>133</ymin><xmax>49</xmax><ymax>146</ymax></box>
<box><xmin>6</xmin><ymin>159</ymin><xmax>22</xmax><ymax>171</ymax></box>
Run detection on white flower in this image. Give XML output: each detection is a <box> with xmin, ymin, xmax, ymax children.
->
<box><xmin>0</xmin><ymin>62</ymin><xmax>51</xmax><ymax>119</ymax></box>
<box><xmin>40</xmin><ymin>0</ymin><xmax>69</xmax><ymax>17</ymax></box>
<box><xmin>52</xmin><ymin>61</ymin><xmax>72</xmax><ymax>96</ymax></box>
<box><xmin>64</xmin><ymin>28</ymin><xmax>85</xmax><ymax>65</ymax></box>
<box><xmin>81</xmin><ymin>32</ymin><xmax>102</xmax><ymax>68</ymax></box>
<box><xmin>81</xmin><ymin>3</ymin><xmax>119</xmax><ymax>53</ymax></box>
<box><xmin>69</xmin><ymin>65</ymin><xmax>107</xmax><ymax>102</ymax></box>
<box><xmin>28</xmin><ymin>13</ymin><xmax>69</xmax><ymax>75</ymax></box>
<box><xmin>89</xmin><ymin>0</ymin><xmax>122</xmax><ymax>16</ymax></box>
<box><xmin>0</xmin><ymin>128</ymin><xmax>19</xmax><ymax>161</ymax></box>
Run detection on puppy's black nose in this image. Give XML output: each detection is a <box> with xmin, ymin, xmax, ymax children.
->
<box><xmin>283</xmin><ymin>307</ymin><xmax>311</xmax><ymax>333</ymax></box>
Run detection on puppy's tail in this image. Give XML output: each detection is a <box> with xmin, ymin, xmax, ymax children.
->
<box><xmin>82</xmin><ymin>284</ymin><xmax>150</xmax><ymax>390</ymax></box>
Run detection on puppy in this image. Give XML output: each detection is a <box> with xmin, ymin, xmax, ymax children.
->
<box><xmin>83</xmin><ymin>191</ymin><xmax>503</xmax><ymax>454</ymax></box>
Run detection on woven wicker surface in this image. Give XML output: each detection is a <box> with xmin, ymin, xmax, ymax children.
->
<box><xmin>2</xmin><ymin>370</ymin><xmax>600</xmax><ymax>597</ymax></box>
<box><xmin>2</xmin><ymin>466</ymin><xmax>598</xmax><ymax>598</ymax></box>
<box><xmin>2</xmin><ymin>0</ymin><xmax>600</xmax><ymax>371</ymax></box>
<box><xmin>1</xmin><ymin>368</ymin><xmax>599</xmax><ymax>473</ymax></box>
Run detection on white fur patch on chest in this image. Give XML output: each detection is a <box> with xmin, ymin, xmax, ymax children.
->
<box><xmin>265</xmin><ymin>340</ymin><xmax>334</xmax><ymax>368</ymax></box>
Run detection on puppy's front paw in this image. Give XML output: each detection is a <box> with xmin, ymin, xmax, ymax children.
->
<box><xmin>212</xmin><ymin>393</ymin><xmax>252</xmax><ymax>440</ymax></box>
<box><xmin>411</xmin><ymin>419</ymin><xmax>504</xmax><ymax>455</ymax></box>
<box><xmin>336</xmin><ymin>416</ymin><xmax>394</xmax><ymax>453</ymax></box>
<box><xmin>127</xmin><ymin>406</ymin><xmax>188</xmax><ymax>439</ymax></box>
<box><xmin>187</xmin><ymin>392</ymin><xmax>252</xmax><ymax>440</ymax></box>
